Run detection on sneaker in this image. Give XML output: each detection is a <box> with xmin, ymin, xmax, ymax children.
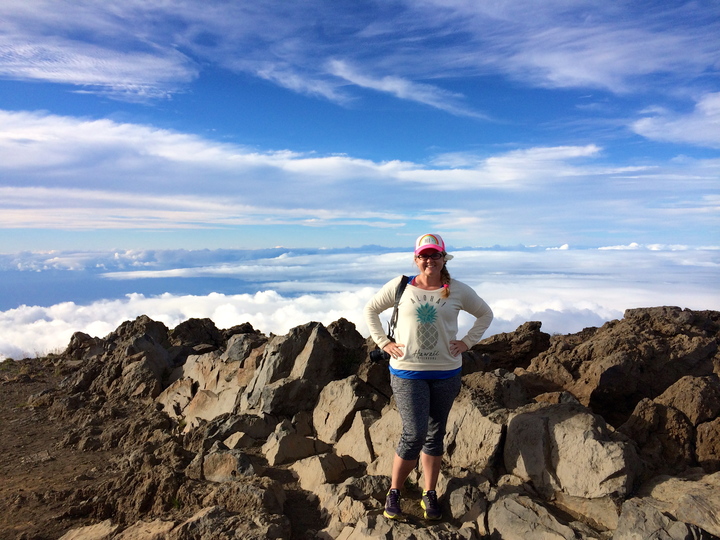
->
<box><xmin>421</xmin><ymin>490</ymin><xmax>442</xmax><ymax>520</ymax></box>
<box><xmin>383</xmin><ymin>488</ymin><xmax>402</xmax><ymax>520</ymax></box>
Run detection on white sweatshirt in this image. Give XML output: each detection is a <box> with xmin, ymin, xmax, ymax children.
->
<box><xmin>364</xmin><ymin>276</ymin><xmax>493</xmax><ymax>372</ymax></box>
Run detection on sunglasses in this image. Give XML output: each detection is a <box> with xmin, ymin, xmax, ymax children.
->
<box><xmin>416</xmin><ymin>252</ymin><xmax>444</xmax><ymax>261</ymax></box>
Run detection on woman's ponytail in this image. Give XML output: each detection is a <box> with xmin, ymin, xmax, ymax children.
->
<box><xmin>441</xmin><ymin>262</ymin><xmax>451</xmax><ymax>298</ymax></box>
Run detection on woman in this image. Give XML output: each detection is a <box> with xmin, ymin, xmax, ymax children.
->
<box><xmin>364</xmin><ymin>233</ymin><xmax>493</xmax><ymax>521</ymax></box>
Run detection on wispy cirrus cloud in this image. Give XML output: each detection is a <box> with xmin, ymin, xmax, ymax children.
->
<box><xmin>632</xmin><ymin>92</ymin><xmax>720</xmax><ymax>149</ymax></box>
<box><xmin>1</xmin><ymin>1</ymin><xmax>718</xmax><ymax>108</ymax></box>
<box><xmin>328</xmin><ymin>60</ymin><xmax>487</xmax><ymax>119</ymax></box>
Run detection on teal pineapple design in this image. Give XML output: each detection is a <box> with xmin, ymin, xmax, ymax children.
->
<box><xmin>416</xmin><ymin>302</ymin><xmax>438</xmax><ymax>350</ymax></box>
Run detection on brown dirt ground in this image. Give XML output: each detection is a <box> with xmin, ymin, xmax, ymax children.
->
<box><xmin>0</xmin><ymin>358</ymin><xmax>329</xmax><ymax>540</ymax></box>
<box><xmin>0</xmin><ymin>357</ymin><xmax>122</xmax><ymax>539</ymax></box>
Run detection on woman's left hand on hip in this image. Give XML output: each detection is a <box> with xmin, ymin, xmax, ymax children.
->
<box><xmin>449</xmin><ymin>340</ymin><xmax>468</xmax><ymax>357</ymax></box>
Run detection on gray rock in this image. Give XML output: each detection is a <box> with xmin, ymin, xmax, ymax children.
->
<box><xmin>488</xmin><ymin>493</ymin><xmax>577</xmax><ymax>540</ymax></box>
<box><xmin>644</xmin><ymin>471</ymin><xmax>720</xmax><ymax>538</ymax></box>
<box><xmin>313</xmin><ymin>375</ymin><xmax>381</xmax><ymax>444</ymax></box>
<box><xmin>614</xmin><ymin>498</ymin><xmax>704</xmax><ymax>540</ymax></box>
<box><xmin>504</xmin><ymin>402</ymin><xmax>638</xmax><ymax>499</ymax></box>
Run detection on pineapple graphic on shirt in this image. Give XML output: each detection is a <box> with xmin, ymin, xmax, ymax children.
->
<box><xmin>416</xmin><ymin>302</ymin><xmax>438</xmax><ymax>350</ymax></box>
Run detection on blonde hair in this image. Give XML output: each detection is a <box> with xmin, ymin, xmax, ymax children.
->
<box><xmin>441</xmin><ymin>260</ymin><xmax>451</xmax><ymax>298</ymax></box>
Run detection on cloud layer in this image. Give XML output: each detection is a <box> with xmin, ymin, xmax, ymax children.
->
<box><xmin>1</xmin><ymin>245</ymin><xmax>717</xmax><ymax>360</ymax></box>
<box><xmin>1</xmin><ymin>109</ymin><xmax>717</xmax><ymax>250</ymax></box>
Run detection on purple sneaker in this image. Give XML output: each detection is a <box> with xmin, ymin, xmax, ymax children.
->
<box><xmin>383</xmin><ymin>488</ymin><xmax>402</xmax><ymax>520</ymax></box>
<box><xmin>421</xmin><ymin>490</ymin><xmax>442</xmax><ymax>520</ymax></box>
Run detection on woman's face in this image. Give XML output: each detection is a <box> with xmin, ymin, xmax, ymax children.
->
<box><xmin>414</xmin><ymin>250</ymin><xmax>445</xmax><ymax>277</ymax></box>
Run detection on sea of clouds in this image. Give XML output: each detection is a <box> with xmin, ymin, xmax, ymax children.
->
<box><xmin>1</xmin><ymin>244</ymin><xmax>718</xmax><ymax>360</ymax></box>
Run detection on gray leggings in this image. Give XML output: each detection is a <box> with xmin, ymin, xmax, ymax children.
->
<box><xmin>390</xmin><ymin>373</ymin><xmax>462</xmax><ymax>460</ymax></box>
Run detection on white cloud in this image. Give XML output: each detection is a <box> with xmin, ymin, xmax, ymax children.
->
<box><xmin>328</xmin><ymin>60</ymin><xmax>487</xmax><ymax>118</ymax></box>
<box><xmin>1</xmin><ymin>246</ymin><xmax>717</xmax><ymax>360</ymax></box>
<box><xmin>632</xmin><ymin>92</ymin><xmax>720</xmax><ymax>149</ymax></box>
<box><xmin>1</xmin><ymin>1</ymin><xmax>718</xmax><ymax>104</ymax></box>
<box><xmin>0</xmin><ymin>109</ymin><xmax>717</xmax><ymax>245</ymax></box>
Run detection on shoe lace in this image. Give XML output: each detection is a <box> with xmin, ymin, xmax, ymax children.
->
<box><xmin>387</xmin><ymin>489</ymin><xmax>400</xmax><ymax>506</ymax></box>
<box><xmin>424</xmin><ymin>490</ymin><xmax>438</xmax><ymax>507</ymax></box>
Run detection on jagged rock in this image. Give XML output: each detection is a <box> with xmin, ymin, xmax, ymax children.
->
<box><xmin>655</xmin><ymin>375</ymin><xmax>720</xmax><ymax>426</ymax></box>
<box><xmin>356</xmin><ymin>336</ymin><xmax>393</xmax><ymax>398</ymax></box>
<box><xmin>551</xmin><ymin>492</ymin><xmax>619</xmax><ymax>532</ymax></box>
<box><xmin>313</xmin><ymin>475</ymin><xmax>389</xmax><ymax>537</ymax></box>
<box><xmin>516</xmin><ymin>307</ymin><xmax>720</xmax><ymax>426</ymax></box>
<box><xmin>183</xmin><ymin>412</ymin><xmax>277</xmax><ymax>453</ymax></box>
<box><xmin>112</xmin><ymin>354</ymin><xmax>165</xmax><ymax>399</ymax></box>
<box><xmin>504</xmin><ymin>402</ymin><xmax>638</xmax><ymax>499</ymax></box>
<box><xmin>468</xmin><ymin>321</ymin><xmax>551</xmax><ymax>373</ymax></box>
<box><xmin>642</xmin><ymin>470</ymin><xmax>720</xmax><ymax>537</ymax></box>
<box><xmin>696</xmin><ymin>417</ymin><xmax>720</xmax><ymax>473</ymax></box>
<box><xmin>165</xmin><ymin>505</ymin><xmax>290</xmax><ymax>540</ymax></box>
<box><xmin>335</xmin><ymin>409</ymin><xmax>380</xmax><ymax>464</ymax></box>
<box><xmin>201</xmin><ymin>441</ymin><xmax>258</xmax><ymax>482</ymax></box>
<box><xmin>462</xmin><ymin>369</ymin><xmax>530</xmax><ymax>414</ymax></box>
<box><xmin>156</xmin><ymin>378</ymin><xmax>195</xmax><ymax>419</ymax></box>
<box><xmin>487</xmin><ymin>493</ymin><xmax>577</xmax><ymax>540</ymax></box>
<box><xmin>199</xmin><ymin>478</ymin><xmax>287</xmax><ymax>515</ymax></box>
<box><xmin>291</xmin><ymin>452</ymin><xmax>354</xmax><ymax>492</ymax></box>
<box><xmin>327</xmin><ymin>318</ymin><xmax>368</xmax><ymax>378</ymax></box>
<box><xmin>58</xmin><ymin>519</ymin><xmax>119</xmax><ymax>539</ymax></box>
<box><xmin>446</xmin><ymin>483</ymin><xmax>488</xmax><ymax>528</ymax></box>
<box><xmin>444</xmin><ymin>390</ymin><xmax>504</xmax><ymax>471</ymax></box>
<box><xmin>117</xmin><ymin>315</ymin><xmax>170</xmax><ymax>344</ymax></box>
<box><xmin>335</xmin><ymin>513</ymin><xmax>460</xmax><ymax>540</ymax></box>
<box><xmin>313</xmin><ymin>375</ymin><xmax>385</xmax><ymax>444</ymax></box>
<box><xmin>114</xmin><ymin>518</ymin><xmax>176</xmax><ymax>539</ymax></box>
<box><xmin>221</xmin><ymin>331</ymin><xmax>267</xmax><ymax>363</ymax></box>
<box><xmin>223</xmin><ymin>431</ymin><xmax>255</xmax><ymax>449</ymax></box>
<box><xmin>64</xmin><ymin>331</ymin><xmax>104</xmax><ymax>361</ymax></box>
<box><xmin>619</xmin><ymin>398</ymin><xmax>694</xmax><ymax>479</ymax></box>
<box><xmin>169</xmin><ymin>318</ymin><xmax>224</xmax><ymax>350</ymax></box>
<box><xmin>366</xmin><ymin>404</ymin><xmax>403</xmax><ymax>476</ymax></box>
<box><xmin>613</xmin><ymin>498</ymin><xmax>704</xmax><ymax>540</ymax></box>
<box><xmin>291</xmin><ymin>410</ymin><xmax>314</xmax><ymax>436</ymax></box>
<box><xmin>6</xmin><ymin>309</ymin><xmax>720</xmax><ymax>539</ymax></box>
<box><xmin>262</xmin><ymin>421</ymin><xmax>330</xmax><ymax>466</ymax></box>
<box><xmin>241</xmin><ymin>322</ymin><xmax>341</xmax><ymax>415</ymax></box>
<box><xmin>183</xmin><ymin>388</ymin><xmax>239</xmax><ymax>430</ymax></box>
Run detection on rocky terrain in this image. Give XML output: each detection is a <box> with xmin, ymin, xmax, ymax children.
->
<box><xmin>1</xmin><ymin>306</ymin><xmax>719</xmax><ymax>539</ymax></box>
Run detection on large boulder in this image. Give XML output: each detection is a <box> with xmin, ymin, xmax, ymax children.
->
<box><xmin>313</xmin><ymin>375</ymin><xmax>385</xmax><ymax>444</ymax></box>
<box><xmin>655</xmin><ymin>375</ymin><xmax>720</xmax><ymax>426</ymax></box>
<box><xmin>335</xmin><ymin>409</ymin><xmax>380</xmax><ymax>465</ymax></box>
<box><xmin>504</xmin><ymin>402</ymin><xmax>639</xmax><ymax>499</ymax></box>
<box><xmin>444</xmin><ymin>390</ymin><xmax>504</xmax><ymax>471</ymax></box>
<box><xmin>697</xmin><ymin>417</ymin><xmax>720</xmax><ymax>473</ymax></box>
<box><xmin>241</xmin><ymin>322</ymin><xmax>343</xmax><ymax>415</ymax></box>
<box><xmin>619</xmin><ymin>399</ymin><xmax>695</xmax><ymax>480</ymax></box>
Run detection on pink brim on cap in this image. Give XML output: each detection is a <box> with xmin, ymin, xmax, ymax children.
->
<box><xmin>414</xmin><ymin>233</ymin><xmax>445</xmax><ymax>255</ymax></box>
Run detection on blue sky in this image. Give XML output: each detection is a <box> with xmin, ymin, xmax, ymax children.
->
<box><xmin>1</xmin><ymin>1</ymin><xmax>719</xmax><ymax>358</ymax></box>
<box><xmin>1</xmin><ymin>0</ymin><xmax>718</xmax><ymax>251</ymax></box>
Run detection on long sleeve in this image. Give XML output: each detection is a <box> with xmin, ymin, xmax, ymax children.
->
<box><xmin>364</xmin><ymin>276</ymin><xmax>405</xmax><ymax>349</ymax></box>
<box><xmin>455</xmin><ymin>280</ymin><xmax>494</xmax><ymax>348</ymax></box>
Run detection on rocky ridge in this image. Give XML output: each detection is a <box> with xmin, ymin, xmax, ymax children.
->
<box><xmin>0</xmin><ymin>306</ymin><xmax>718</xmax><ymax>539</ymax></box>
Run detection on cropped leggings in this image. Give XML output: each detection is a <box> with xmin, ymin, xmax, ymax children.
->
<box><xmin>390</xmin><ymin>372</ymin><xmax>462</xmax><ymax>460</ymax></box>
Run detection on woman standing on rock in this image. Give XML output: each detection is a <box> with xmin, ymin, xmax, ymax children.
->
<box><xmin>364</xmin><ymin>233</ymin><xmax>493</xmax><ymax>521</ymax></box>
